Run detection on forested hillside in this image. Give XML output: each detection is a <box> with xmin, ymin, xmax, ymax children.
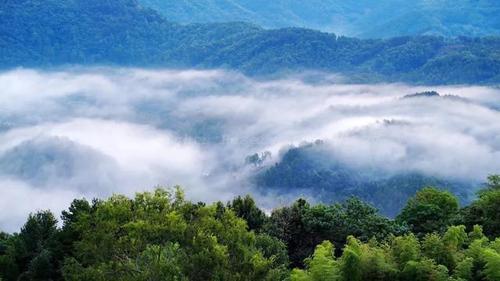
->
<box><xmin>255</xmin><ymin>142</ymin><xmax>473</xmax><ymax>217</ymax></box>
<box><xmin>1</xmin><ymin>0</ymin><xmax>499</xmax><ymax>280</ymax></box>
<box><xmin>1</xmin><ymin>0</ymin><xmax>500</xmax><ymax>84</ymax></box>
<box><xmin>1</xmin><ymin>175</ymin><xmax>500</xmax><ymax>280</ymax></box>
<box><xmin>138</xmin><ymin>0</ymin><xmax>500</xmax><ymax>38</ymax></box>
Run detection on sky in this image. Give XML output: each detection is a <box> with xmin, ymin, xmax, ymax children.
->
<box><xmin>0</xmin><ymin>67</ymin><xmax>499</xmax><ymax>232</ymax></box>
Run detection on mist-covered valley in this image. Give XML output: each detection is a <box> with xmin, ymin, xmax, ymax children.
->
<box><xmin>3</xmin><ymin>0</ymin><xmax>500</xmax><ymax>279</ymax></box>
<box><xmin>0</xmin><ymin>67</ymin><xmax>499</xmax><ymax>232</ymax></box>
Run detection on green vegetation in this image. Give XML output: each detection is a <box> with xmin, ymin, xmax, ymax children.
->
<box><xmin>397</xmin><ymin>187</ymin><xmax>460</xmax><ymax>236</ymax></box>
<box><xmin>291</xmin><ymin>226</ymin><xmax>500</xmax><ymax>281</ymax></box>
<box><xmin>462</xmin><ymin>175</ymin><xmax>500</xmax><ymax>238</ymax></box>
<box><xmin>0</xmin><ymin>188</ymin><xmax>289</xmax><ymax>281</ymax></box>
<box><xmin>137</xmin><ymin>0</ymin><xmax>500</xmax><ymax>38</ymax></box>
<box><xmin>256</xmin><ymin>143</ymin><xmax>472</xmax><ymax>217</ymax></box>
<box><xmin>2</xmin><ymin>0</ymin><xmax>500</xmax><ymax>84</ymax></box>
<box><xmin>1</xmin><ymin>176</ymin><xmax>500</xmax><ymax>280</ymax></box>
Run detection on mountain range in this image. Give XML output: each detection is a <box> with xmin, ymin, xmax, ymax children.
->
<box><xmin>138</xmin><ymin>0</ymin><xmax>500</xmax><ymax>38</ymax></box>
<box><xmin>1</xmin><ymin>0</ymin><xmax>500</xmax><ymax>84</ymax></box>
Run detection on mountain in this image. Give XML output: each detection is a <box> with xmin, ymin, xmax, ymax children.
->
<box><xmin>1</xmin><ymin>0</ymin><xmax>500</xmax><ymax>84</ymax></box>
<box><xmin>136</xmin><ymin>0</ymin><xmax>371</xmax><ymax>34</ymax></box>
<box><xmin>137</xmin><ymin>0</ymin><xmax>500</xmax><ymax>38</ymax></box>
<box><xmin>254</xmin><ymin>143</ymin><xmax>475</xmax><ymax>217</ymax></box>
<box><xmin>359</xmin><ymin>0</ymin><xmax>500</xmax><ymax>38</ymax></box>
<box><xmin>0</xmin><ymin>0</ymin><xmax>174</xmax><ymax>66</ymax></box>
<box><xmin>0</xmin><ymin>137</ymin><xmax>120</xmax><ymax>190</ymax></box>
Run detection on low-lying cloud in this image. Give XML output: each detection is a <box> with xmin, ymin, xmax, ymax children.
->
<box><xmin>0</xmin><ymin>67</ymin><xmax>499</xmax><ymax>231</ymax></box>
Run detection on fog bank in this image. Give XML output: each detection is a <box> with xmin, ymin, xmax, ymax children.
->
<box><xmin>0</xmin><ymin>68</ymin><xmax>499</xmax><ymax>231</ymax></box>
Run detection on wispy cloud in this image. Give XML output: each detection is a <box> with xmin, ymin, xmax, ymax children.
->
<box><xmin>0</xmin><ymin>68</ymin><xmax>499</xmax><ymax>231</ymax></box>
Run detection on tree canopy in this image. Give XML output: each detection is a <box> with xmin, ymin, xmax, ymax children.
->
<box><xmin>1</xmin><ymin>175</ymin><xmax>500</xmax><ymax>280</ymax></box>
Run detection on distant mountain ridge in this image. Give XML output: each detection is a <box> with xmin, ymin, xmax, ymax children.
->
<box><xmin>1</xmin><ymin>0</ymin><xmax>500</xmax><ymax>84</ymax></box>
<box><xmin>137</xmin><ymin>0</ymin><xmax>500</xmax><ymax>38</ymax></box>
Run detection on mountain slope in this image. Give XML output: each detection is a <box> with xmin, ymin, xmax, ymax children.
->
<box><xmin>137</xmin><ymin>0</ymin><xmax>370</xmax><ymax>34</ymax></box>
<box><xmin>138</xmin><ymin>0</ymin><xmax>500</xmax><ymax>38</ymax></box>
<box><xmin>255</xmin><ymin>143</ymin><xmax>475</xmax><ymax>217</ymax></box>
<box><xmin>1</xmin><ymin>0</ymin><xmax>500</xmax><ymax>84</ymax></box>
<box><xmin>360</xmin><ymin>0</ymin><xmax>500</xmax><ymax>38</ymax></box>
<box><xmin>0</xmin><ymin>0</ymin><xmax>175</xmax><ymax>66</ymax></box>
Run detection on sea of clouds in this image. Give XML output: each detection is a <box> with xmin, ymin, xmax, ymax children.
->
<box><xmin>0</xmin><ymin>68</ymin><xmax>499</xmax><ymax>232</ymax></box>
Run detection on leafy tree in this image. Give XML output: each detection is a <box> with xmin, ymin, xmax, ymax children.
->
<box><xmin>390</xmin><ymin>233</ymin><xmax>420</xmax><ymax>269</ymax></box>
<box><xmin>228</xmin><ymin>195</ymin><xmax>268</xmax><ymax>232</ymax></box>
<box><xmin>482</xmin><ymin>249</ymin><xmax>500</xmax><ymax>281</ymax></box>
<box><xmin>290</xmin><ymin>241</ymin><xmax>339</xmax><ymax>281</ymax></box>
<box><xmin>469</xmin><ymin>225</ymin><xmax>486</xmax><ymax>241</ymax></box>
<box><xmin>26</xmin><ymin>249</ymin><xmax>54</xmax><ymax>280</ymax></box>
<box><xmin>255</xmin><ymin>234</ymin><xmax>289</xmax><ymax>268</ymax></box>
<box><xmin>58</xmin><ymin>198</ymin><xmax>94</xmax><ymax>263</ymax></box>
<box><xmin>475</xmin><ymin>192</ymin><xmax>500</xmax><ymax>238</ymax></box>
<box><xmin>265</xmin><ymin>199</ymin><xmax>312</xmax><ymax>268</ymax></box>
<box><xmin>401</xmin><ymin>259</ymin><xmax>449</xmax><ymax>281</ymax></box>
<box><xmin>339</xmin><ymin>237</ymin><xmax>362</xmax><ymax>281</ymax></box>
<box><xmin>421</xmin><ymin>233</ymin><xmax>455</xmax><ymax>269</ymax></box>
<box><xmin>0</xmin><ymin>233</ymin><xmax>19</xmax><ymax>281</ymax></box>
<box><xmin>3</xmin><ymin>211</ymin><xmax>62</xmax><ymax>281</ymax></box>
<box><xmin>463</xmin><ymin>175</ymin><xmax>500</xmax><ymax>238</ymax></box>
<box><xmin>454</xmin><ymin>257</ymin><xmax>474</xmax><ymax>280</ymax></box>
<box><xmin>397</xmin><ymin>187</ymin><xmax>459</xmax><ymax>235</ymax></box>
<box><xmin>443</xmin><ymin>225</ymin><xmax>467</xmax><ymax>252</ymax></box>
<box><xmin>357</xmin><ymin>240</ymin><xmax>398</xmax><ymax>281</ymax></box>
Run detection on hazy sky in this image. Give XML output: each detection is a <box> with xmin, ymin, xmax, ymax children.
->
<box><xmin>0</xmin><ymin>68</ymin><xmax>499</xmax><ymax>232</ymax></box>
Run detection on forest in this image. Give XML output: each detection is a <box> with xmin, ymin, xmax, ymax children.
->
<box><xmin>1</xmin><ymin>175</ymin><xmax>500</xmax><ymax>280</ymax></box>
<box><xmin>137</xmin><ymin>0</ymin><xmax>500</xmax><ymax>38</ymax></box>
<box><xmin>254</xmin><ymin>142</ymin><xmax>473</xmax><ymax>217</ymax></box>
<box><xmin>1</xmin><ymin>0</ymin><xmax>500</xmax><ymax>84</ymax></box>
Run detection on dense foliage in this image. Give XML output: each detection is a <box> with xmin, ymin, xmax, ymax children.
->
<box><xmin>290</xmin><ymin>226</ymin><xmax>500</xmax><ymax>281</ymax></box>
<box><xmin>1</xmin><ymin>176</ymin><xmax>500</xmax><ymax>280</ymax></box>
<box><xmin>1</xmin><ymin>0</ymin><xmax>500</xmax><ymax>84</ymax></box>
<box><xmin>0</xmin><ymin>188</ymin><xmax>289</xmax><ymax>281</ymax></box>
